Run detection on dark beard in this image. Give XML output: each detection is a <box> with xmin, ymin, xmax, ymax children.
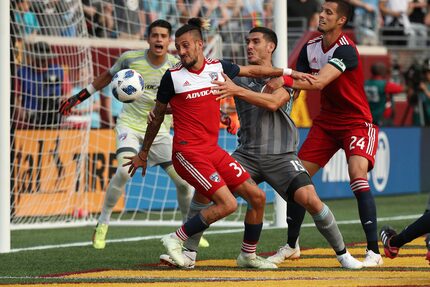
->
<box><xmin>182</xmin><ymin>58</ymin><xmax>197</xmax><ymax>69</ymax></box>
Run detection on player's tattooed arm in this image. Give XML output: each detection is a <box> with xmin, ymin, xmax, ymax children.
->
<box><xmin>246</xmin><ymin>178</ymin><xmax>257</xmax><ymax>186</ymax></box>
<box><xmin>238</xmin><ymin>65</ymin><xmax>316</xmax><ymax>83</ymax></box>
<box><xmin>147</xmin><ymin>103</ymin><xmax>172</xmax><ymax>123</ymax></box>
<box><xmin>124</xmin><ymin>101</ymin><xmax>167</xmax><ymax>177</ymax></box>
<box><xmin>238</xmin><ymin>65</ymin><xmax>284</xmax><ymax>78</ymax></box>
<box><xmin>212</xmin><ymin>72</ymin><xmax>291</xmax><ymax>112</ymax></box>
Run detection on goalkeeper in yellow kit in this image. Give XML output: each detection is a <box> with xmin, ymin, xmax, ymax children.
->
<box><xmin>59</xmin><ymin>20</ymin><xmax>209</xmax><ymax>249</ymax></box>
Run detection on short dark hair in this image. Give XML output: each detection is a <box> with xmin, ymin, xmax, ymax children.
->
<box><xmin>371</xmin><ymin>62</ymin><xmax>387</xmax><ymax>77</ymax></box>
<box><xmin>147</xmin><ymin>19</ymin><xmax>172</xmax><ymax>37</ymax></box>
<box><xmin>326</xmin><ymin>0</ymin><xmax>352</xmax><ymax>25</ymax></box>
<box><xmin>175</xmin><ymin>18</ymin><xmax>205</xmax><ymax>40</ymax></box>
<box><xmin>249</xmin><ymin>27</ymin><xmax>278</xmax><ymax>52</ymax></box>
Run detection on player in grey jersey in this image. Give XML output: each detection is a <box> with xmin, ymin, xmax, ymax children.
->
<box><xmin>159</xmin><ymin>27</ymin><xmax>362</xmax><ymax>269</ymax></box>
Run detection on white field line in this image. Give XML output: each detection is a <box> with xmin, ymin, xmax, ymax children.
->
<box><xmin>8</xmin><ymin>214</ymin><xmax>421</xmax><ymax>253</ymax></box>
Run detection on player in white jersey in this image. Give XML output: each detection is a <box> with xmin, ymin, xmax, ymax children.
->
<box><xmin>59</xmin><ymin>20</ymin><xmax>206</xmax><ymax>249</ymax></box>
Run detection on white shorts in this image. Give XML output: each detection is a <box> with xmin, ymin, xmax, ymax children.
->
<box><xmin>115</xmin><ymin>124</ymin><xmax>173</xmax><ymax>167</ymax></box>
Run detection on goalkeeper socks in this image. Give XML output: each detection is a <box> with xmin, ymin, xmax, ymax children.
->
<box><xmin>241</xmin><ymin>222</ymin><xmax>263</xmax><ymax>253</ymax></box>
<box><xmin>177</xmin><ymin>213</ymin><xmax>209</xmax><ymax>241</ymax></box>
<box><xmin>391</xmin><ymin>212</ymin><xmax>430</xmax><ymax>248</ymax></box>
<box><xmin>312</xmin><ymin>204</ymin><xmax>346</xmax><ymax>254</ymax></box>
<box><xmin>98</xmin><ymin>165</ymin><xmax>130</xmax><ymax>224</ymax></box>
<box><xmin>184</xmin><ymin>200</ymin><xmax>213</xmax><ymax>251</ymax></box>
<box><xmin>351</xmin><ymin>178</ymin><xmax>379</xmax><ymax>253</ymax></box>
<box><xmin>286</xmin><ymin>201</ymin><xmax>306</xmax><ymax>248</ymax></box>
<box><xmin>164</xmin><ymin>164</ymin><xmax>193</xmax><ymax>223</ymax></box>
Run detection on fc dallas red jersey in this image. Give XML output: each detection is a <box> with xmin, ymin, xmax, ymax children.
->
<box><xmin>157</xmin><ymin>58</ymin><xmax>240</xmax><ymax>152</ymax></box>
<box><xmin>296</xmin><ymin>33</ymin><xmax>373</xmax><ymax>127</ymax></box>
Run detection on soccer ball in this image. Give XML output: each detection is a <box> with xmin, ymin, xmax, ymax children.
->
<box><xmin>111</xmin><ymin>69</ymin><xmax>144</xmax><ymax>103</ymax></box>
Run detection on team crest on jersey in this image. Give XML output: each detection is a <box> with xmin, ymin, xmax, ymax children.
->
<box><xmin>209</xmin><ymin>172</ymin><xmax>221</xmax><ymax>183</ymax></box>
<box><xmin>118</xmin><ymin>133</ymin><xmax>127</xmax><ymax>141</ymax></box>
<box><xmin>209</xmin><ymin>72</ymin><xmax>218</xmax><ymax>81</ymax></box>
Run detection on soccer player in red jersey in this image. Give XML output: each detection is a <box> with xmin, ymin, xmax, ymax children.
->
<box><xmin>266</xmin><ymin>0</ymin><xmax>383</xmax><ymax>267</ymax></box>
<box><xmin>124</xmin><ymin>18</ymin><xmax>312</xmax><ymax>269</ymax></box>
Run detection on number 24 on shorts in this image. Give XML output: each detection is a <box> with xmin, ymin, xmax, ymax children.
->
<box><xmin>349</xmin><ymin>136</ymin><xmax>366</xmax><ymax>150</ymax></box>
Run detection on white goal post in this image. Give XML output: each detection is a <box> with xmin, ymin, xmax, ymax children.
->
<box><xmin>1</xmin><ymin>0</ymin><xmax>11</xmax><ymax>253</ymax></box>
<box><xmin>2</xmin><ymin>0</ymin><xmax>288</xmax><ymax>253</ymax></box>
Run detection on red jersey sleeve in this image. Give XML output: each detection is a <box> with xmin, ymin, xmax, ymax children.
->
<box><xmin>385</xmin><ymin>82</ymin><xmax>404</xmax><ymax>94</ymax></box>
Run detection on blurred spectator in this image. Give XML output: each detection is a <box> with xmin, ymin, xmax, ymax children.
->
<box><xmin>404</xmin><ymin>59</ymin><xmax>429</xmax><ymax>126</ymax></box>
<box><xmin>59</xmin><ymin>0</ymin><xmax>81</xmax><ymax>37</ymax></box>
<box><xmin>14</xmin><ymin>0</ymin><xmax>40</xmax><ymax>36</ymax></box>
<box><xmin>63</xmin><ymin>67</ymin><xmax>101</xmax><ymax>129</ymax></box>
<box><xmin>364</xmin><ymin>62</ymin><xmax>404</xmax><ymax>126</ymax></box>
<box><xmin>113</xmin><ymin>0</ymin><xmax>145</xmax><ymax>39</ymax></box>
<box><xmin>222</xmin><ymin>0</ymin><xmax>245</xmax><ymax>63</ymax></box>
<box><xmin>379</xmin><ymin>0</ymin><xmax>411</xmax><ymax>46</ymax></box>
<box><xmin>408</xmin><ymin>0</ymin><xmax>428</xmax><ymax>47</ymax></box>
<box><xmin>16</xmin><ymin>42</ymin><xmax>64</xmax><ymax>128</ymax></box>
<box><xmin>142</xmin><ymin>0</ymin><xmax>179</xmax><ymax>34</ymax></box>
<box><xmin>176</xmin><ymin>0</ymin><xmax>196</xmax><ymax>24</ymax></box>
<box><xmin>241</xmin><ymin>0</ymin><xmax>266</xmax><ymax>30</ymax></box>
<box><xmin>31</xmin><ymin>0</ymin><xmax>80</xmax><ymax>37</ymax></box>
<box><xmin>350</xmin><ymin>0</ymin><xmax>380</xmax><ymax>45</ymax></box>
<box><xmin>190</xmin><ymin>0</ymin><xmax>230</xmax><ymax>41</ymax></box>
<box><xmin>426</xmin><ymin>0</ymin><xmax>430</xmax><ymax>26</ymax></box>
<box><xmin>287</xmin><ymin>0</ymin><xmax>321</xmax><ymax>31</ymax></box>
<box><xmin>225</xmin><ymin>0</ymin><xmax>244</xmax><ymax>17</ymax></box>
<box><xmin>264</xmin><ymin>0</ymin><xmax>273</xmax><ymax>27</ymax></box>
<box><xmin>416</xmin><ymin>59</ymin><xmax>430</xmax><ymax>125</ymax></box>
<box><xmin>82</xmin><ymin>0</ymin><xmax>115</xmax><ymax>38</ymax></box>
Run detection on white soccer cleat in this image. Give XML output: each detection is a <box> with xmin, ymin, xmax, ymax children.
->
<box><xmin>159</xmin><ymin>253</ymin><xmax>195</xmax><ymax>269</ymax></box>
<box><xmin>267</xmin><ymin>243</ymin><xmax>300</xmax><ymax>264</ymax></box>
<box><xmin>161</xmin><ymin>233</ymin><xmax>185</xmax><ymax>267</ymax></box>
<box><xmin>237</xmin><ymin>253</ymin><xmax>278</xmax><ymax>269</ymax></box>
<box><xmin>336</xmin><ymin>251</ymin><xmax>363</xmax><ymax>269</ymax></box>
<box><xmin>362</xmin><ymin>249</ymin><xmax>383</xmax><ymax>267</ymax></box>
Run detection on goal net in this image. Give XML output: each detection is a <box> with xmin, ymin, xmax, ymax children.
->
<box><xmin>9</xmin><ymin>0</ymin><xmax>284</xmax><ymax>230</ymax></box>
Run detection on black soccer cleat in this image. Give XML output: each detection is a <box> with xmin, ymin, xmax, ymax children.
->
<box><xmin>425</xmin><ymin>234</ymin><xmax>430</xmax><ymax>264</ymax></box>
<box><xmin>380</xmin><ymin>226</ymin><xmax>399</xmax><ymax>259</ymax></box>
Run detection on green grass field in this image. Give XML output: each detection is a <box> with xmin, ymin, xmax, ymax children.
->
<box><xmin>0</xmin><ymin>193</ymin><xmax>429</xmax><ymax>284</ymax></box>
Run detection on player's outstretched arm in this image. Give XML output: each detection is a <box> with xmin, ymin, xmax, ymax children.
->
<box><xmin>59</xmin><ymin>70</ymin><xmax>113</xmax><ymax>115</ymax></box>
<box><xmin>238</xmin><ymin>65</ymin><xmax>316</xmax><ymax>83</ymax></box>
<box><xmin>124</xmin><ymin>101</ymin><xmax>167</xmax><ymax>177</ymax></box>
<box><xmin>212</xmin><ymin>72</ymin><xmax>291</xmax><ymax>112</ymax></box>
<box><xmin>266</xmin><ymin>64</ymin><xmax>342</xmax><ymax>92</ymax></box>
<box><xmin>237</xmin><ymin>65</ymin><xmax>283</xmax><ymax>78</ymax></box>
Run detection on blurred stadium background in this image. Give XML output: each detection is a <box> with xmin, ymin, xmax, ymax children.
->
<box><xmin>1</xmin><ymin>0</ymin><xmax>430</xmax><ymax>273</ymax></box>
